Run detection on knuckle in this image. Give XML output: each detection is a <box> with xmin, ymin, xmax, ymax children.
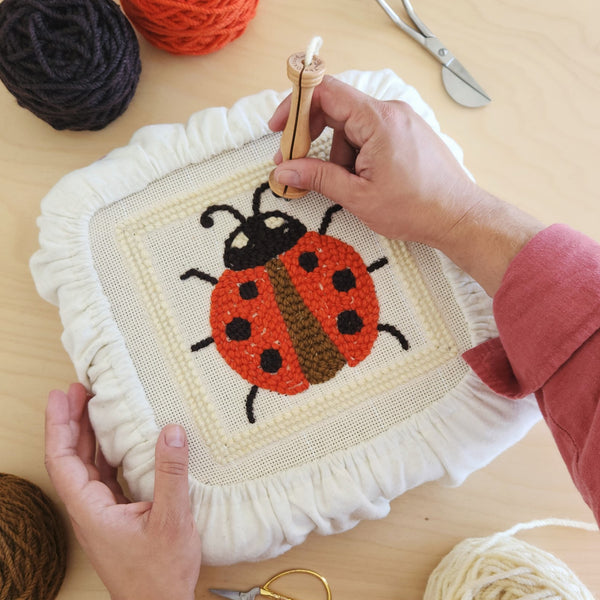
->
<box><xmin>383</xmin><ymin>100</ymin><xmax>412</xmax><ymax>126</ymax></box>
<box><xmin>310</xmin><ymin>162</ymin><xmax>328</xmax><ymax>195</ymax></box>
<box><xmin>156</xmin><ymin>458</ymin><xmax>187</xmax><ymax>477</ymax></box>
<box><xmin>352</xmin><ymin>101</ymin><xmax>378</xmax><ymax>137</ymax></box>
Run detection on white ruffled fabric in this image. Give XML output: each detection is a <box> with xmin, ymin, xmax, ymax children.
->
<box><xmin>30</xmin><ymin>69</ymin><xmax>541</xmax><ymax>565</ymax></box>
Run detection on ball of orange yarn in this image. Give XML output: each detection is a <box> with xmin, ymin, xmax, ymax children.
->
<box><xmin>120</xmin><ymin>0</ymin><xmax>260</xmax><ymax>55</ymax></box>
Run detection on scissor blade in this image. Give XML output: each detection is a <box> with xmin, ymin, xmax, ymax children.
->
<box><xmin>209</xmin><ymin>588</ymin><xmax>259</xmax><ymax>600</ymax></box>
<box><xmin>442</xmin><ymin>58</ymin><xmax>491</xmax><ymax>108</ymax></box>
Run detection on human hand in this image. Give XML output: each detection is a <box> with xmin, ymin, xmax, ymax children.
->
<box><xmin>269</xmin><ymin>74</ymin><xmax>479</xmax><ymax>245</ymax></box>
<box><xmin>45</xmin><ymin>383</ymin><xmax>201</xmax><ymax>600</ymax></box>
<box><xmin>269</xmin><ymin>76</ymin><xmax>543</xmax><ymax>295</ymax></box>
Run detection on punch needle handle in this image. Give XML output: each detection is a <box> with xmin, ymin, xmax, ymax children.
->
<box><xmin>269</xmin><ymin>37</ymin><xmax>325</xmax><ymax>199</ymax></box>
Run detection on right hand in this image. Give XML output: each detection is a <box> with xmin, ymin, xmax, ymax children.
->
<box><xmin>269</xmin><ymin>74</ymin><xmax>479</xmax><ymax>247</ymax></box>
<box><xmin>269</xmin><ymin>76</ymin><xmax>543</xmax><ymax>296</ymax></box>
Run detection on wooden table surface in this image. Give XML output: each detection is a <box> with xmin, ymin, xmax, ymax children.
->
<box><xmin>1</xmin><ymin>0</ymin><xmax>599</xmax><ymax>598</ymax></box>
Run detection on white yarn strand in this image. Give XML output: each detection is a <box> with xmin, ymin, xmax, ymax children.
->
<box><xmin>304</xmin><ymin>36</ymin><xmax>323</xmax><ymax>67</ymax></box>
<box><xmin>423</xmin><ymin>519</ymin><xmax>598</xmax><ymax>600</ymax></box>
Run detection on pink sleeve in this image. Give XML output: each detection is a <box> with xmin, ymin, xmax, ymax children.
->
<box><xmin>463</xmin><ymin>224</ymin><xmax>600</xmax><ymax>522</ymax></box>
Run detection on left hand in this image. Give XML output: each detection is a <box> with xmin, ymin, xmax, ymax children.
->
<box><xmin>45</xmin><ymin>383</ymin><xmax>202</xmax><ymax>600</ymax></box>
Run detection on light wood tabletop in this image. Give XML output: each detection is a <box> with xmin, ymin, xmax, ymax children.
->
<box><xmin>1</xmin><ymin>0</ymin><xmax>599</xmax><ymax>598</ymax></box>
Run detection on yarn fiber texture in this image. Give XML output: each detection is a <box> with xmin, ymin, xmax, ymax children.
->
<box><xmin>0</xmin><ymin>473</ymin><xmax>67</xmax><ymax>600</ymax></box>
<box><xmin>423</xmin><ymin>519</ymin><xmax>598</xmax><ymax>600</ymax></box>
<box><xmin>120</xmin><ymin>0</ymin><xmax>260</xmax><ymax>55</ymax></box>
<box><xmin>0</xmin><ymin>0</ymin><xmax>141</xmax><ymax>131</ymax></box>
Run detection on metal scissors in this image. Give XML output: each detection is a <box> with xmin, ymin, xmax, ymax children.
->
<box><xmin>374</xmin><ymin>0</ymin><xmax>491</xmax><ymax>107</ymax></box>
<box><xmin>210</xmin><ymin>568</ymin><xmax>332</xmax><ymax>600</ymax></box>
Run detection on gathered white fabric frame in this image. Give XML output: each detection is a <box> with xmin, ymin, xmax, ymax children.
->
<box><xmin>31</xmin><ymin>70</ymin><xmax>541</xmax><ymax>565</ymax></box>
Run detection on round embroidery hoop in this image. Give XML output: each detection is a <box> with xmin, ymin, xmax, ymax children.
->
<box><xmin>30</xmin><ymin>69</ymin><xmax>540</xmax><ymax>565</ymax></box>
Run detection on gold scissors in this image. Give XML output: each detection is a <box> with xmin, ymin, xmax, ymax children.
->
<box><xmin>210</xmin><ymin>568</ymin><xmax>332</xmax><ymax>600</ymax></box>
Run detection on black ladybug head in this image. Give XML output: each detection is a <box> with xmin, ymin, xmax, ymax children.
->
<box><xmin>200</xmin><ymin>183</ymin><xmax>307</xmax><ymax>271</ymax></box>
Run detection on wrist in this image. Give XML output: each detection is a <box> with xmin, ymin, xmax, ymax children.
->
<box><xmin>434</xmin><ymin>187</ymin><xmax>545</xmax><ymax>296</ymax></box>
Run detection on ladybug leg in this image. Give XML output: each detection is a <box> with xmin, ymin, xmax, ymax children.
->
<box><xmin>180</xmin><ymin>269</ymin><xmax>218</xmax><ymax>285</ymax></box>
<box><xmin>246</xmin><ymin>385</ymin><xmax>258</xmax><ymax>424</ymax></box>
<box><xmin>377</xmin><ymin>324</ymin><xmax>410</xmax><ymax>351</ymax></box>
<box><xmin>318</xmin><ymin>204</ymin><xmax>343</xmax><ymax>235</ymax></box>
<box><xmin>370</xmin><ymin>257</ymin><xmax>409</xmax><ymax>349</ymax></box>
<box><xmin>252</xmin><ymin>181</ymin><xmax>271</xmax><ymax>214</ymax></box>
<box><xmin>367</xmin><ymin>257</ymin><xmax>389</xmax><ymax>273</ymax></box>
<box><xmin>190</xmin><ymin>337</ymin><xmax>214</xmax><ymax>352</ymax></box>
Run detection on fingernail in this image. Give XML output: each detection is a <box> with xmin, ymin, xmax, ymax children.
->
<box><xmin>165</xmin><ymin>425</ymin><xmax>185</xmax><ymax>448</ymax></box>
<box><xmin>275</xmin><ymin>167</ymin><xmax>301</xmax><ymax>187</ymax></box>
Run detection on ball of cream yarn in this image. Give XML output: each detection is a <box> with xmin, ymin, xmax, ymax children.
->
<box><xmin>424</xmin><ymin>519</ymin><xmax>597</xmax><ymax>600</ymax></box>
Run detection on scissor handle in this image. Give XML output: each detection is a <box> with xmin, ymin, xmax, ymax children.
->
<box><xmin>261</xmin><ymin>569</ymin><xmax>332</xmax><ymax>600</ymax></box>
<box><xmin>374</xmin><ymin>0</ymin><xmax>434</xmax><ymax>43</ymax></box>
<box><xmin>401</xmin><ymin>0</ymin><xmax>434</xmax><ymax>37</ymax></box>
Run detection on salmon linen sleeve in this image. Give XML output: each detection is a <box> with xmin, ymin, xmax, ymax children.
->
<box><xmin>462</xmin><ymin>224</ymin><xmax>600</xmax><ymax>523</ymax></box>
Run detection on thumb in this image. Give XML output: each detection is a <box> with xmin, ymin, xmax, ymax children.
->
<box><xmin>151</xmin><ymin>425</ymin><xmax>192</xmax><ymax>522</ymax></box>
<box><xmin>273</xmin><ymin>157</ymin><xmax>365</xmax><ymax>206</ymax></box>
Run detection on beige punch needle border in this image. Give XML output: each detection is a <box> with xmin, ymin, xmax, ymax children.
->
<box><xmin>116</xmin><ymin>145</ymin><xmax>457</xmax><ymax>464</ymax></box>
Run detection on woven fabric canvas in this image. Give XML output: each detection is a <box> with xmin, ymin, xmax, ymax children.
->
<box><xmin>30</xmin><ymin>69</ymin><xmax>541</xmax><ymax>565</ymax></box>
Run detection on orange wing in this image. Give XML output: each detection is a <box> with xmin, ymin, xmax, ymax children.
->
<box><xmin>281</xmin><ymin>231</ymin><xmax>379</xmax><ymax>367</ymax></box>
<box><xmin>210</xmin><ymin>266</ymin><xmax>309</xmax><ymax>395</ymax></box>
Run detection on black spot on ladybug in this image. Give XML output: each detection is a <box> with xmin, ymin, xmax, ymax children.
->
<box><xmin>298</xmin><ymin>251</ymin><xmax>318</xmax><ymax>272</ymax></box>
<box><xmin>337</xmin><ymin>310</ymin><xmax>363</xmax><ymax>335</ymax></box>
<box><xmin>226</xmin><ymin>317</ymin><xmax>251</xmax><ymax>341</ymax></box>
<box><xmin>332</xmin><ymin>268</ymin><xmax>356</xmax><ymax>292</ymax></box>
<box><xmin>260</xmin><ymin>348</ymin><xmax>282</xmax><ymax>373</ymax></box>
<box><xmin>238</xmin><ymin>280</ymin><xmax>258</xmax><ymax>300</ymax></box>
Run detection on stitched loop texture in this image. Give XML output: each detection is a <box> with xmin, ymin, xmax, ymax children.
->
<box><xmin>0</xmin><ymin>0</ymin><xmax>141</xmax><ymax>131</ymax></box>
<box><xmin>120</xmin><ymin>0</ymin><xmax>260</xmax><ymax>55</ymax></box>
<box><xmin>0</xmin><ymin>473</ymin><xmax>67</xmax><ymax>600</ymax></box>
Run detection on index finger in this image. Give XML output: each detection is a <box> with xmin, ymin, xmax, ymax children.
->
<box><xmin>44</xmin><ymin>387</ymin><xmax>93</xmax><ymax>505</ymax></box>
<box><xmin>269</xmin><ymin>75</ymin><xmax>377</xmax><ymax>145</ymax></box>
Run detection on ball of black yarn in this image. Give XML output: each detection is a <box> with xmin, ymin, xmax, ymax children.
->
<box><xmin>0</xmin><ymin>0</ymin><xmax>142</xmax><ymax>131</ymax></box>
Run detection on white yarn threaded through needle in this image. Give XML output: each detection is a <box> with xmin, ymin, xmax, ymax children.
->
<box><xmin>423</xmin><ymin>518</ymin><xmax>598</xmax><ymax>600</ymax></box>
<box><xmin>304</xmin><ymin>36</ymin><xmax>322</xmax><ymax>67</ymax></box>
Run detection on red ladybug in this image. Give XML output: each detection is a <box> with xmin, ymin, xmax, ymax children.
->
<box><xmin>181</xmin><ymin>182</ymin><xmax>409</xmax><ymax>423</ymax></box>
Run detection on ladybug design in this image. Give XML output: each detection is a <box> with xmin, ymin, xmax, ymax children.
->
<box><xmin>181</xmin><ymin>182</ymin><xmax>409</xmax><ymax>423</ymax></box>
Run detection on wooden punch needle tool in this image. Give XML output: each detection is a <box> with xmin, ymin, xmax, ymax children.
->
<box><xmin>269</xmin><ymin>37</ymin><xmax>326</xmax><ymax>199</ymax></box>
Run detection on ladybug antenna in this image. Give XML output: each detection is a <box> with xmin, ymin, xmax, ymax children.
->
<box><xmin>200</xmin><ymin>205</ymin><xmax>246</xmax><ymax>229</ymax></box>
<box><xmin>252</xmin><ymin>181</ymin><xmax>271</xmax><ymax>215</ymax></box>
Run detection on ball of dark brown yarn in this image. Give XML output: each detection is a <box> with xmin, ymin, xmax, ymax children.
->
<box><xmin>0</xmin><ymin>0</ymin><xmax>142</xmax><ymax>131</ymax></box>
<box><xmin>0</xmin><ymin>473</ymin><xmax>67</xmax><ymax>600</ymax></box>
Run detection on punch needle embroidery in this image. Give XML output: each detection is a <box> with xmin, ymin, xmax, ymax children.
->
<box><xmin>181</xmin><ymin>182</ymin><xmax>410</xmax><ymax>423</ymax></box>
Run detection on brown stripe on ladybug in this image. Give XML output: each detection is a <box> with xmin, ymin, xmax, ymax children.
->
<box><xmin>265</xmin><ymin>257</ymin><xmax>346</xmax><ymax>385</ymax></box>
